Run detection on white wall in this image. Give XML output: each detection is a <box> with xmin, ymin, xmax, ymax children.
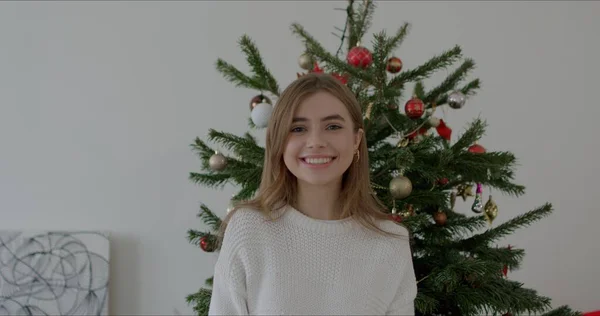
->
<box><xmin>1</xmin><ymin>1</ymin><xmax>598</xmax><ymax>314</ymax></box>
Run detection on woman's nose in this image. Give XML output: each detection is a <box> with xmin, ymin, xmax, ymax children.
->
<box><xmin>307</xmin><ymin>131</ymin><xmax>326</xmax><ymax>148</ymax></box>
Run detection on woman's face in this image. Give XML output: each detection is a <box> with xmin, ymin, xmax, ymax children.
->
<box><xmin>283</xmin><ymin>91</ymin><xmax>362</xmax><ymax>188</ymax></box>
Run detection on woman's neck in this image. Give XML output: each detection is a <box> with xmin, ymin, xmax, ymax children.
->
<box><xmin>295</xmin><ymin>180</ymin><xmax>344</xmax><ymax>220</ymax></box>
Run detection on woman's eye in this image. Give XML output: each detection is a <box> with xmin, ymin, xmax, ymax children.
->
<box><xmin>327</xmin><ymin>125</ymin><xmax>342</xmax><ymax>130</ymax></box>
<box><xmin>291</xmin><ymin>126</ymin><xmax>305</xmax><ymax>133</ymax></box>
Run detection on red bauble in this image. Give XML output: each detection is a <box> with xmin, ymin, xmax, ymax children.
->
<box><xmin>347</xmin><ymin>46</ymin><xmax>372</xmax><ymax>68</ymax></box>
<box><xmin>386</xmin><ymin>57</ymin><xmax>403</xmax><ymax>73</ymax></box>
<box><xmin>200</xmin><ymin>236</ymin><xmax>214</xmax><ymax>252</ymax></box>
<box><xmin>468</xmin><ymin>144</ymin><xmax>486</xmax><ymax>154</ymax></box>
<box><xmin>404</xmin><ymin>97</ymin><xmax>425</xmax><ymax>119</ymax></box>
<box><xmin>389</xmin><ymin>214</ymin><xmax>403</xmax><ymax>223</ymax></box>
<box><xmin>437</xmin><ymin>178</ymin><xmax>449</xmax><ymax>186</ymax></box>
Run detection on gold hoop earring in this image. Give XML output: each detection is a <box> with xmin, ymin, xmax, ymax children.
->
<box><xmin>355</xmin><ymin>149</ymin><xmax>360</xmax><ymax>163</ymax></box>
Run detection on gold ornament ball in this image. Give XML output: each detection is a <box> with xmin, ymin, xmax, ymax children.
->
<box><xmin>389</xmin><ymin>175</ymin><xmax>412</xmax><ymax>199</ymax></box>
<box><xmin>298</xmin><ymin>53</ymin><xmax>314</xmax><ymax>70</ymax></box>
<box><xmin>209</xmin><ymin>152</ymin><xmax>227</xmax><ymax>171</ymax></box>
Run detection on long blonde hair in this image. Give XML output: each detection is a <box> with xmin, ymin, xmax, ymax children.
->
<box><xmin>217</xmin><ymin>72</ymin><xmax>406</xmax><ymax>244</ymax></box>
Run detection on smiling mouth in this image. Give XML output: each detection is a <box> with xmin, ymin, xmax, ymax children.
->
<box><xmin>301</xmin><ymin>157</ymin><xmax>336</xmax><ymax>165</ymax></box>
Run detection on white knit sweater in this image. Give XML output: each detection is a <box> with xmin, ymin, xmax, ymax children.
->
<box><xmin>208</xmin><ymin>205</ymin><xmax>417</xmax><ymax>315</ymax></box>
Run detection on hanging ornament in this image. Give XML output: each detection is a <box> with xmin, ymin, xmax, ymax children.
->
<box><xmin>471</xmin><ymin>183</ymin><xmax>483</xmax><ymax>213</ymax></box>
<box><xmin>502</xmin><ymin>245</ymin><xmax>512</xmax><ymax>277</ymax></box>
<box><xmin>484</xmin><ymin>195</ymin><xmax>498</xmax><ymax>225</ymax></box>
<box><xmin>433</xmin><ymin>210</ymin><xmax>447</xmax><ymax>226</ymax></box>
<box><xmin>468</xmin><ymin>143</ymin><xmax>486</xmax><ymax>154</ymax></box>
<box><xmin>209</xmin><ymin>152</ymin><xmax>227</xmax><ymax>171</ymax></box>
<box><xmin>389</xmin><ymin>174</ymin><xmax>413</xmax><ymax>199</ymax></box>
<box><xmin>427</xmin><ymin>116</ymin><xmax>440</xmax><ymax>128</ymax></box>
<box><xmin>298</xmin><ymin>53</ymin><xmax>313</xmax><ymax>70</ymax></box>
<box><xmin>386</xmin><ymin>56</ymin><xmax>403</xmax><ymax>73</ymax></box>
<box><xmin>251</xmin><ymin>102</ymin><xmax>273</xmax><ymax>128</ymax></box>
<box><xmin>249</xmin><ymin>94</ymin><xmax>272</xmax><ymax>111</ymax></box>
<box><xmin>404</xmin><ymin>96</ymin><xmax>425</xmax><ymax>119</ymax></box>
<box><xmin>347</xmin><ymin>45</ymin><xmax>373</xmax><ymax>68</ymax></box>
<box><xmin>437</xmin><ymin>178</ymin><xmax>449</xmax><ymax>186</ymax></box>
<box><xmin>390</xmin><ymin>207</ymin><xmax>402</xmax><ymax>223</ymax></box>
<box><xmin>400</xmin><ymin>204</ymin><xmax>415</xmax><ymax>218</ymax></box>
<box><xmin>457</xmin><ymin>184</ymin><xmax>474</xmax><ymax>201</ymax></box>
<box><xmin>447</xmin><ymin>90</ymin><xmax>466</xmax><ymax>109</ymax></box>
<box><xmin>200</xmin><ymin>236</ymin><xmax>215</xmax><ymax>252</ymax></box>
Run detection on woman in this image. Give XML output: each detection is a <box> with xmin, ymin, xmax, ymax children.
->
<box><xmin>208</xmin><ymin>72</ymin><xmax>417</xmax><ymax>315</ymax></box>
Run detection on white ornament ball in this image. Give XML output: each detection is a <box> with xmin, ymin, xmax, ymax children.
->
<box><xmin>251</xmin><ymin>103</ymin><xmax>273</xmax><ymax>128</ymax></box>
<box><xmin>427</xmin><ymin>116</ymin><xmax>440</xmax><ymax>127</ymax></box>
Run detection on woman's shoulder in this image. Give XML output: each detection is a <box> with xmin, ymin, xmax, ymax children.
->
<box><xmin>224</xmin><ymin>205</ymin><xmax>279</xmax><ymax>234</ymax></box>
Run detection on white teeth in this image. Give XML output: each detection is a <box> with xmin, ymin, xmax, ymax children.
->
<box><xmin>304</xmin><ymin>157</ymin><xmax>332</xmax><ymax>165</ymax></box>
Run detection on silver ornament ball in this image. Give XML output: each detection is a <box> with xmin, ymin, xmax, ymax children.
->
<box><xmin>298</xmin><ymin>53</ymin><xmax>313</xmax><ymax>70</ymax></box>
<box><xmin>209</xmin><ymin>152</ymin><xmax>227</xmax><ymax>171</ymax></box>
<box><xmin>447</xmin><ymin>91</ymin><xmax>466</xmax><ymax>109</ymax></box>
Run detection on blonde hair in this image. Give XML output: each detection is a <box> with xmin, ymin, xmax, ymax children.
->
<box><xmin>216</xmin><ymin>72</ymin><xmax>407</xmax><ymax>245</ymax></box>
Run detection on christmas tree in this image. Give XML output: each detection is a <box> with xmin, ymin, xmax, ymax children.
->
<box><xmin>186</xmin><ymin>1</ymin><xmax>579</xmax><ymax>315</ymax></box>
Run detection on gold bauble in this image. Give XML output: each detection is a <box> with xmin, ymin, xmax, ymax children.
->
<box><xmin>457</xmin><ymin>184</ymin><xmax>474</xmax><ymax>201</ymax></box>
<box><xmin>209</xmin><ymin>152</ymin><xmax>227</xmax><ymax>171</ymax></box>
<box><xmin>484</xmin><ymin>195</ymin><xmax>498</xmax><ymax>225</ymax></box>
<box><xmin>298</xmin><ymin>53</ymin><xmax>314</xmax><ymax>70</ymax></box>
<box><xmin>389</xmin><ymin>175</ymin><xmax>412</xmax><ymax>199</ymax></box>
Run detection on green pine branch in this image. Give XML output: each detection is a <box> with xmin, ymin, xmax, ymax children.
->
<box><xmin>541</xmin><ymin>306</ymin><xmax>583</xmax><ymax>316</ymax></box>
<box><xmin>469</xmin><ymin>245</ymin><xmax>525</xmax><ymax>271</ymax></box>
<box><xmin>238</xmin><ymin>35</ymin><xmax>280</xmax><ymax>96</ymax></box>
<box><xmin>215</xmin><ymin>59</ymin><xmax>268</xmax><ymax>93</ymax></box>
<box><xmin>441</xmin><ymin>214</ymin><xmax>488</xmax><ymax>238</ymax></box>
<box><xmin>436</xmin><ymin>78</ymin><xmax>482</xmax><ymax>106</ymax></box>
<box><xmin>382</xmin><ymin>22</ymin><xmax>411</xmax><ymax>57</ymax></box>
<box><xmin>198</xmin><ymin>204</ymin><xmax>222</xmax><ymax>231</ymax></box>
<box><xmin>424</xmin><ymin>58</ymin><xmax>477</xmax><ymax>105</ymax></box>
<box><xmin>290</xmin><ymin>23</ymin><xmax>374</xmax><ymax>83</ymax></box>
<box><xmin>451</xmin><ymin>151</ymin><xmax>525</xmax><ymax>196</ymax></box>
<box><xmin>388</xmin><ymin>45</ymin><xmax>463</xmax><ymax>88</ymax></box>
<box><xmin>186</xmin><ymin>288</ymin><xmax>212</xmax><ymax>316</ymax></box>
<box><xmin>186</xmin><ymin>229</ymin><xmax>214</xmax><ymax>246</ymax></box>
<box><xmin>453</xmin><ymin>278</ymin><xmax>552</xmax><ymax>315</ymax></box>
<box><xmin>207</xmin><ymin>129</ymin><xmax>264</xmax><ymax>165</ymax></box>
<box><xmin>189</xmin><ymin>172</ymin><xmax>230</xmax><ymax>189</ymax></box>
<box><xmin>415</xmin><ymin>291</ymin><xmax>439</xmax><ymax>315</ymax></box>
<box><xmin>451</xmin><ymin>117</ymin><xmax>487</xmax><ymax>153</ymax></box>
<box><xmin>461</xmin><ymin>203</ymin><xmax>554</xmax><ymax>249</ymax></box>
<box><xmin>413</xmin><ymin>81</ymin><xmax>426</xmax><ymax>99</ymax></box>
<box><xmin>347</xmin><ymin>0</ymin><xmax>376</xmax><ymax>50</ymax></box>
<box><xmin>214</xmin><ymin>35</ymin><xmax>280</xmax><ymax>97</ymax></box>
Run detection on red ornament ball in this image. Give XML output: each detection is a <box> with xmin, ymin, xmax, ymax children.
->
<box><xmin>404</xmin><ymin>96</ymin><xmax>425</xmax><ymax>119</ymax></box>
<box><xmin>347</xmin><ymin>46</ymin><xmax>372</xmax><ymax>68</ymax></box>
<box><xmin>389</xmin><ymin>214</ymin><xmax>403</xmax><ymax>223</ymax></box>
<box><xmin>386</xmin><ymin>57</ymin><xmax>403</xmax><ymax>73</ymax></box>
<box><xmin>468</xmin><ymin>144</ymin><xmax>486</xmax><ymax>154</ymax></box>
<box><xmin>200</xmin><ymin>236</ymin><xmax>215</xmax><ymax>252</ymax></box>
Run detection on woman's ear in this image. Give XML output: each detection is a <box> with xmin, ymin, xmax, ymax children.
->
<box><xmin>355</xmin><ymin>128</ymin><xmax>364</xmax><ymax>150</ymax></box>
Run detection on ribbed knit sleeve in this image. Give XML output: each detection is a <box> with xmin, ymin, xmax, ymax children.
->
<box><xmin>386</xmin><ymin>243</ymin><xmax>418</xmax><ymax>316</ymax></box>
<box><xmin>208</xmin><ymin>211</ymin><xmax>249</xmax><ymax>316</ymax></box>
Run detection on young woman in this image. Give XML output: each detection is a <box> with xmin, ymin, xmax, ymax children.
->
<box><xmin>208</xmin><ymin>73</ymin><xmax>417</xmax><ymax>315</ymax></box>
